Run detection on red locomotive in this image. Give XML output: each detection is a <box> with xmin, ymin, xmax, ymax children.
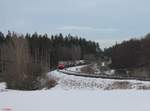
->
<box><xmin>58</xmin><ymin>64</ymin><xmax>65</xmax><ymax>70</ymax></box>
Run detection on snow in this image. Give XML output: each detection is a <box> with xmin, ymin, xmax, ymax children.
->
<box><xmin>66</xmin><ymin>64</ymin><xmax>101</xmax><ymax>74</ymax></box>
<box><xmin>0</xmin><ymin>89</ymin><xmax>150</xmax><ymax>111</ymax></box>
<box><xmin>66</xmin><ymin>65</ymin><xmax>87</xmax><ymax>72</ymax></box>
<box><xmin>0</xmin><ymin>83</ymin><xmax>7</xmax><ymax>92</ymax></box>
<box><xmin>1</xmin><ymin>65</ymin><xmax>150</xmax><ymax>111</ymax></box>
<box><xmin>49</xmin><ymin>70</ymin><xmax>150</xmax><ymax>90</ymax></box>
<box><xmin>105</xmin><ymin>69</ymin><xmax>115</xmax><ymax>75</ymax></box>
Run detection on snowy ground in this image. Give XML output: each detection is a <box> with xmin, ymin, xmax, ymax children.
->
<box><xmin>1</xmin><ymin>65</ymin><xmax>150</xmax><ymax>111</ymax></box>
<box><xmin>1</xmin><ymin>89</ymin><xmax>150</xmax><ymax>111</ymax></box>
<box><xmin>65</xmin><ymin>65</ymin><xmax>87</xmax><ymax>72</ymax></box>
<box><xmin>49</xmin><ymin>68</ymin><xmax>150</xmax><ymax>90</ymax></box>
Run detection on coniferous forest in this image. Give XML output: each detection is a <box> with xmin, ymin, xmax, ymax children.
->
<box><xmin>0</xmin><ymin>31</ymin><xmax>101</xmax><ymax>69</ymax></box>
<box><xmin>103</xmin><ymin>34</ymin><xmax>150</xmax><ymax>69</ymax></box>
<box><xmin>0</xmin><ymin>31</ymin><xmax>101</xmax><ymax>89</ymax></box>
<box><xmin>104</xmin><ymin>33</ymin><xmax>150</xmax><ymax>78</ymax></box>
<box><xmin>2</xmin><ymin>31</ymin><xmax>150</xmax><ymax>90</ymax></box>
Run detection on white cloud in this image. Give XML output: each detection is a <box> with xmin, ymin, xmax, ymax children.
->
<box><xmin>57</xmin><ymin>26</ymin><xmax>118</xmax><ymax>32</ymax></box>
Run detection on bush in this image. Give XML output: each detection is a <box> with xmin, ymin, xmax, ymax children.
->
<box><xmin>80</xmin><ymin>66</ymin><xmax>95</xmax><ymax>74</ymax></box>
<box><xmin>105</xmin><ymin>81</ymin><xmax>132</xmax><ymax>90</ymax></box>
<box><xmin>46</xmin><ymin>79</ymin><xmax>57</xmax><ymax>89</ymax></box>
<box><xmin>2</xmin><ymin>37</ymin><xmax>49</xmax><ymax>90</ymax></box>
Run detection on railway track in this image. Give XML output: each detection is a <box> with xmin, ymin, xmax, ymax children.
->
<box><xmin>58</xmin><ymin>69</ymin><xmax>150</xmax><ymax>81</ymax></box>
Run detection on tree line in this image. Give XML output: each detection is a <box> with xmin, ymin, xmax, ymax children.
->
<box><xmin>103</xmin><ymin>33</ymin><xmax>150</xmax><ymax>70</ymax></box>
<box><xmin>0</xmin><ymin>31</ymin><xmax>101</xmax><ymax>90</ymax></box>
<box><xmin>0</xmin><ymin>31</ymin><xmax>101</xmax><ymax>70</ymax></box>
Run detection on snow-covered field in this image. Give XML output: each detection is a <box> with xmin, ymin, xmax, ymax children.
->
<box><xmin>49</xmin><ymin>69</ymin><xmax>150</xmax><ymax>90</ymax></box>
<box><xmin>1</xmin><ymin>89</ymin><xmax>150</xmax><ymax>111</ymax></box>
<box><xmin>1</xmin><ymin>65</ymin><xmax>150</xmax><ymax>111</ymax></box>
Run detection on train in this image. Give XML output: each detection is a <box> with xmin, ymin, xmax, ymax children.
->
<box><xmin>58</xmin><ymin>60</ymin><xmax>86</xmax><ymax>70</ymax></box>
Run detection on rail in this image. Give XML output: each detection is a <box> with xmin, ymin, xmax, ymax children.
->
<box><xmin>58</xmin><ymin>69</ymin><xmax>150</xmax><ymax>81</ymax></box>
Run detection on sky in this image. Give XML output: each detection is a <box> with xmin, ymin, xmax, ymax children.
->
<box><xmin>1</xmin><ymin>0</ymin><xmax>150</xmax><ymax>48</ymax></box>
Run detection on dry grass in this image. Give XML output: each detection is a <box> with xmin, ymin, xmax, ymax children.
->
<box><xmin>46</xmin><ymin>79</ymin><xmax>57</xmax><ymax>89</ymax></box>
<box><xmin>105</xmin><ymin>81</ymin><xmax>132</xmax><ymax>90</ymax></box>
<box><xmin>136</xmin><ymin>84</ymin><xmax>150</xmax><ymax>90</ymax></box>
<box><xmin>80</xmin><ymin>66</ymin><xmax>95</xmax><ymax>74</ymax></box>
<box><xmin>60</xmin><ymin>79</ymin><xmax>103</xmax><ymax>89</ymax></box>
<box><xmin>59</xmin><ymin>78</ymin><xmax>150</xmax><ymax>90</ymax></box>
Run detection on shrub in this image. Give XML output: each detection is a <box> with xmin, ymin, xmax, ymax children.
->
<box><xmin>80</xmin><ymin>66</ymin><xmax>95</xmax><ymax>74</ymax></box>
<box><xmin>46</xmin><ymin>79</ymin><xmax>57</xmax><ymax>89</ymax></box>
<box><xmin>2</xmin><ymin>37</ymin><xmax>49</xmax><ymax>90</ymax></box>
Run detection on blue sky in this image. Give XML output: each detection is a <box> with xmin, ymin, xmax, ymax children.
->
<box><xmin>1</xmin><ymin>0</ymin><xmax>150</xmax><ymax>48</ymax></box>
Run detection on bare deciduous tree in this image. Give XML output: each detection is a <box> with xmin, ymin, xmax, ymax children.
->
<box><xmin>2</xmin><ymin>35</ymin><xmax>48</xmax><ymax>90</ymax></box>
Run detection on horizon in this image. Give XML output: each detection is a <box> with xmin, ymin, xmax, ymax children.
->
<box><xmin>0</xmin><ymin>30</ymin><xmax>147</xmax><ymax>49</ymax></box>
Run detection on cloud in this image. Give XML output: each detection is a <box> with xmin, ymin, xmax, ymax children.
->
<box><xmin>57</xmin><ymin>26</ymin><xmax>118</xmax><ymax>32</ymax></box>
